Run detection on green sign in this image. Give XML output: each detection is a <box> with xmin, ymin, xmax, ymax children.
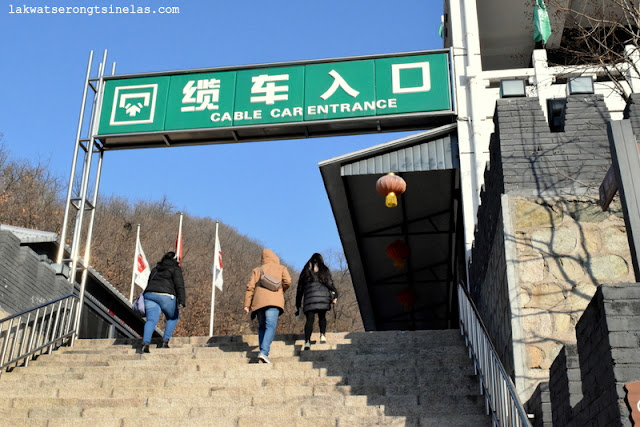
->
<box><xmin>97</xmin><ymin>52</ymin><xmax>451</xmax><ymax>136</ymax></box>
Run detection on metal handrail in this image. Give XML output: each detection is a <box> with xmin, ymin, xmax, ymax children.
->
<box><xmin>457</xmin><ymin>284</ymin><xmax>531</xmax><ymax>426</ymax></box>
<box><xmin>0</xmin><ymin>294</ymin><xmax>79</xmax><ymax>376</ymax></box>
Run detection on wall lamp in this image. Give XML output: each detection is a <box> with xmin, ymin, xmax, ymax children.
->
<box><xmin>500</xmin><ymin>79</ymin><xmax>527</xmax><ymax>98</ymax></box>
<box><xmin>567</xmin><ymin>76</ymin><xmax>595</xmax><ymax>95</ymax></box>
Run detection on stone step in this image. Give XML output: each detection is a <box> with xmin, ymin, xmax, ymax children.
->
<box><xmin>26</xmin><ymin>353</ymin><xmax>473</xmax><ymax>375</ymax></box>
<box><xmin>18</xmin><ymin>400</ymin><xmax>386</xmax><ymax>419</ymax></box>
<box><xmin>30</xmin><ymin>414</ymin><xmax>489</xmax><ymax>427</ymax></box>
<box><xmin>2</xmin><ymin>363</ymin><xmax>479</xmax><ymax>381</ymax></box>
<box><xmin>0</xmin><ymin>415</ymin><xmax>424</xmax><ymax>427</ymax></box>
<box><xmin>48</xmin><ymin>341</ymin><xmax>473</xmax><ymax>357</ymax></box>
<box><xmin>29</xmin><ymin>338</ymin><xmax>471</xmax><ymax>355</ymax></box>
<box><xmin>52</xmin><ymin>346</ymin><xmax>473</xmax><ymax>363</ymax></box>
<box><xmin>0</xmin><ymin>364</ymin><xmax>479</xmax><ymax>389</ymax></box>
<box><xmin>0</xmin><ymin>365</ymin><xmax>477</xmax><ymax>397</ymax></box>
<box><xmin>69</xmin><ymin>329</ymin><xmax>466</xmax><ymax>349</ymax></box>
<box><xmin>0</xmin><ymin>419</ymin><xmax>48</xmax><ymax>427</ymax></box>
<box><xmin>0</xmin><ymin>378</ymin><xmax>481</xmax><ymax>402</ymax></box>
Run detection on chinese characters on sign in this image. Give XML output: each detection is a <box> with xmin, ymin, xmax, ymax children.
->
<box><xmin>98</xmin><ymin>53</ymin><xmax>451</xmax><ymax>135</ymax></box>
<box><xmin>181</xmin><ymin>79</ymin><xmax>221</xmax><ymax>112</ymax></box>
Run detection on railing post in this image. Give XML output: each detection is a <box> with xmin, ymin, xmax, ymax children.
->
<box><xmin>34</xmin><ymin>305</ymin><xmax>48</xmax><ymax>355</ymax></box>
<box><xmin>68</xmin><ymin>299</ymin><xmax>76</xmax><ymax>342</ymax></box>
<box><xmin>41</xmin><ymin>306</ymin><xmax>55</xmax><ymax>354</ymax></box>
<box><xmin>47</xmin><ymin>300</ymin><xmax>64</xmax><ymax>354</ymax></box>
<box><xmin>8</xmin><ymin>316</ymin><xmax>20</xmax><ymax>367</ymax></box>
<box><xmin>62</xmin><ymin>298</ymin><xmax>74</xmax><ymax>343</ymax></box>
<box><xmin>24</xmin><ymin>308</ymin><xmax>40</xmax><ymax>368</ymax></box>
<box><xmin>17</xmin><ymin>312</ymin><xmax>31</xmax><ymax>366</ymax></box>
<box><xmin>0</xmin><ymin>318</ymin><xmax>13</xmax><ymax>374</ymax></box>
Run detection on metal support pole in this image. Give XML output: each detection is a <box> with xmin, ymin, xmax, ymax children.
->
<box><xmin>58</xmin><ymin>51</ymin><xmax>94</xmax><ymax>264</ymax></box>
<box><xmin>72</xmin><ymin>50</ymin><xmax>108</xmax><ymax>345</ymax></box>
<box><xmin>74</xmin><ymin>142</ymin><xmax>104</xmax><ymax>345</ymax></box>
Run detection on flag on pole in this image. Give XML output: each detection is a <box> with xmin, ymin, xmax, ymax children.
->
<box><xmin>175</xmin><ymin>214</ymin><xmax>184</xmax><ymax>266</ymax></box>
<box><xmin>209</xmin><ymin>222</ymin><xmax>223</xmax><ymax>337</ymax></box>
<box><xmin>133</xmin><ymin>238</ymin><xmax>151</xmax><ymax>290</ymax></box>
<box><xmin>212</xmin><ymin>227</ymin><xmax>223</xmax><ymax>291</ymax></box>
<box><xmin>533</xmin><ymin>0</ymin><xmax>552</xmax><ymax>44</ymax></box>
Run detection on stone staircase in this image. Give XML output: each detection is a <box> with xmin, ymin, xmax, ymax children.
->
<box><xmin>0</xmin><ymin>330</ymin><xmax>491</xmax><ymax>426</ymax></box>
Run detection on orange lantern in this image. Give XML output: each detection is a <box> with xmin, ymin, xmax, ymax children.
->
<box><xmin>396</xmin><ymin>287</ymin><xmax>417</xmax><ymax>310</ymax></box>
<box><xmin>386</xmin><ymin>239</ymin><xmax>410</xmax><ymax>268</ymax></box>
<box><xmin>376</xmin><ymin>172</ymin><xmax>406</xmax><ymax>208</ymax></box>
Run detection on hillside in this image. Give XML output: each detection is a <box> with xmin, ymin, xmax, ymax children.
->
<box><xmin>0</xmin><ymin>142</ymin><xmax>363</xmax><ymax>336</ymax></box>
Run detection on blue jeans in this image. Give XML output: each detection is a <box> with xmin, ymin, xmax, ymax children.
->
<box><xmin>143</xmin><ymin>293</ymin><xmax>179</xmax><ymax>344</ymax></box>
<box><xmin>256</xmin><ymin>307</ymin><xmax>279</xmax><ymax>356</ymax></box>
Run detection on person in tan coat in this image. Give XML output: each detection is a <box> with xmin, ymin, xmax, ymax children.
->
<box><xmin>244</xmin><ymin>248</ymin><xmax>291</xmax><ymax>363</ymax></box>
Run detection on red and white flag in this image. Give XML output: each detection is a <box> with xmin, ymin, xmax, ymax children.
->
<box><xmin>175</xmin><ymin>214</ymin><xmax>184</xmax><ymax>266</ymax></box>
<box><xmin>212</xmin><ymin>228</ymin><xmax>223</xmax><ymax>291</ymax></box>
<box><xmin>209</xmin><ymin>222</ymin><xmax>223</xmax><ymax>337</ymax></box>
<box><xmin>133</xmin><ymin>238</ymin><xmax>151</xmax><ymax>290</ymax></box>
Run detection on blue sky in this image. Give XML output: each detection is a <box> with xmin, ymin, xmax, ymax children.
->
<box><xmin>1</xmin><ymin>0</ymin><xmax>444</xmax><ymax>269</ymax></box>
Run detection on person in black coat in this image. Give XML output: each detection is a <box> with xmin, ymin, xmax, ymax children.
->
<box><xmin>295</xmin><ymin>253</ymin><xmax>338</xmax><ymax>350</ymax></box>
<box><xmin>138</xmin><ymin>251</ymin><xmax>186</xmax><ymax>354</ymax></box>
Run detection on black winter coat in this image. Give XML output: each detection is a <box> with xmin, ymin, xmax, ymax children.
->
<box><xmin>296</xmin><ymin>272</ymin><xmax>338</xmax><ymax>313</ymax></box>
<box><xmin>144</xmin><ymin>258</ymin><xmax>186</xmax><ymax>307</ymax></box>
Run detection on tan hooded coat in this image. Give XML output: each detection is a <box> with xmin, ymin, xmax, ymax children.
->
<box><xmin>244</xmin><ymin>248</ymin><xmax>291</xmax><ymax>316</ymax></box>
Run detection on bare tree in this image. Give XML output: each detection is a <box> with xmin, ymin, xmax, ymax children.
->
<box><xmin>0</xmin><ymin>142</ymin><xmax>64</xmax><ymax>232</ymax></box>
<box><xmin>547</xmin><ymin>0</ymin><xmax>640</xmax><ymax>101</ymax></box>
<box><xmin>324</xmin><ymin>249</ymin><xmax>364</xmax><ymax>332</ymax></box>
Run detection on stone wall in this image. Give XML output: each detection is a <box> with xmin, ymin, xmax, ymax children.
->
<box><xmin>468</xmin><ymin>93</ymin><xmax>633</xmax><ymax>409</ymax></box>
<box><xmin>511</xmin><ymin>196</ymin><xmax>633</xmax><ymax>399</ymax></box>
<box><xmin>472</xmin><ymin>203</ymin><xmax>516</xmax><ymax>376</ymax></box>
<box><xmin>0</xmin><ymin>230</ymin><xmax>72</xmax><ymax>315</ymax></box>
<box><xmin>496</xmin><ymin>95</ymin><xmax>611</xmax><ymax>196</ymax></box>
<box><xmin>546</xmin><ymin>283</ymin><xmax>640</xmax><ymax>426</ymax></box>
<box><xmin>468</xmin><ymin>131</ymin><xmax>516</xmax><ymax>376</ymax></box>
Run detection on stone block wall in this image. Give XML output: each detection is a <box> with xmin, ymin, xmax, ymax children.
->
<box><xmin>624</xmin><ymin>93</ymin><xmax>640</xmax><ymax>126</ymax></box>
<box><xmin>526</xmin><ymin>382</ymin><xmax>552</xmax><ymax>427</ymax></box>
<box><xmin>469</xmin><ymin>93</ymin><xmax>633</xmax><ymax>408</ymax></box>
<box><xmin>472</xmin><ymin>204</ymin><xmax>515</xmax><ymax>375</ymax></box>
<box><xmin>546</xmin><ymin>283</ymin><xmax>640</xmax><ymax>426</ymax></box>
<box><xmin>512</xmin><ymin>196</ymin><xmax>632</xmax><ymax>399</ymax></box>
<box><xmin>548</xmin><ymin>344</ymin><xmax>581</xmax><ymax>426</ymax></box>
<box><xmin>0</xmin><ymin>230</ymin><xmax>71</xmax><ymax>315</ymax></box>
<box><xmin>468</xmin><ymin>131</ymin><xmax>515</xmax><ymax>376</ymax></box>
<box><xmin>497</xmin><ymin>95</ymin><xmax>612</xmax><ymax>196</ymax></box>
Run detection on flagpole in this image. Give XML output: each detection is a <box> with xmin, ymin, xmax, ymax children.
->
<box><xmin>129</xmin><ymin>224</ymin><xmax>141</xmax><ymax>303</ymax></box>
<box><xmin>209</xmin><ymin>221</ymin><xmax>218</xmax><ymax>337</ymax></box>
